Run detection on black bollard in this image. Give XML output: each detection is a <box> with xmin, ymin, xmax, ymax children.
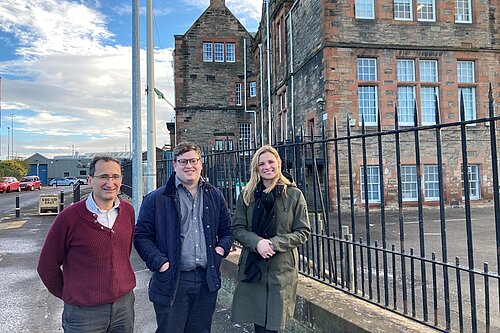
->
<box><xmin>15</xmin><ymin>195</ymin><xmax>20</xmax><ymax>218</ymax></box>
<box><xmin>59</xmin><ymin>191</ymin><xmax>65</xmax><ymax>212</ymax></box>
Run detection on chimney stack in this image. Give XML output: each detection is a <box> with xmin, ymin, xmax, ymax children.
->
<box><xmin>210</xmin><ymin>0</ymin><xmax>225</xmax><ymax>8</ymax></box>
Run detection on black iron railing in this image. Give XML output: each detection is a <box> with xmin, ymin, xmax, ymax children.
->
<box><xmin>126</xmin><ymin>87</ymin><xmax>499</xmax><ymax>332</ymax></box>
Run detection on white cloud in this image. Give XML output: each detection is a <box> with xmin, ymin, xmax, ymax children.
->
<box><xmin>0</xmin><ymin>0</ymin><xmax>259</xmax><ymax>159</ymax></box>
<box><xmin>0</xmin><ymin>0</ymin><xmax>113</xmax><ymax>57</ymax></box>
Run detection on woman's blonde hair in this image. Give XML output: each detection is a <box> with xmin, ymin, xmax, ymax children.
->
<box><xmin>243</xmin><ymin>145</ymin><xmax>291</xmax><ymax>205</ymax></box>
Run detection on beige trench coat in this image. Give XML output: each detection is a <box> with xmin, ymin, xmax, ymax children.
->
<box><xmin>231</xmin><ymin>185</ymin><xmax>310</xmax><ymax>331</ymax></box>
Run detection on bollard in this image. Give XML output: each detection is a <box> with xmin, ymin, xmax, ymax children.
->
<box><xmin>15</xmin><ymin>195</ymin><xmax>20</xmax><ymax>218</ymax></box>
<box><xmin>59</xmin><ymin>191</ymin><xmax>65</xmax><ymax>212</ymax></box>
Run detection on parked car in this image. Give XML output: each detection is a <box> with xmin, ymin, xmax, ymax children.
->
<box><xmin>77</xmin><ymin>177</ymin><xmax>88</xmax><ymax>185</ymax></box>
<box><xmin>20</xmin><ymin>176</ymin><xmax>42</xmax><ymax>191</ymax></box>
<box><xmin>65</xmin><ymin>177</ymin><xmax>79</xmax><ymax>184</ymax></box>
<box><xmin>0</xmin><ymin>177</ymin><xmax>21</xmax><ymax>193</ymax></box>
<box><xmin>49</xmin><ymin>177</ymin><xmax>76</xmax><ymax>187</ymax></box>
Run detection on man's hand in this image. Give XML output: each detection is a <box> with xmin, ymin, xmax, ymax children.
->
<box><xmin>159</xmin><ymin>261</ymin><xmax>170</xmax><ymax>272</ymax></box>
<box><xmin>215</xmin><ymin>246</ymin><xmax>225</xmax><ymax>256</ymax></box>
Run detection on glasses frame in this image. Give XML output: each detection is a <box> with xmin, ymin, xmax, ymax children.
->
<box><xmin>176</xmin><ymin>158</ymin><xmax>201</xmax><ymax>167</ymax></box>
<box><xmin>92</xmin><ymin>174</ymin><xmax>123</xmax><ymax>182</ymax></box>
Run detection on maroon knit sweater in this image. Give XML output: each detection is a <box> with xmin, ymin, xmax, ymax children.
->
<box><xmin>37</xmin><ymin>199</ymin><xmax>136</xmax><ymax>306</ymax></box>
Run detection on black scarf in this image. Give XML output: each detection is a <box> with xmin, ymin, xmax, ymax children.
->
<box><xmin>242</xmin><ymin>182</ymin><xmax>278</xmax><ymax>283</ymax></box>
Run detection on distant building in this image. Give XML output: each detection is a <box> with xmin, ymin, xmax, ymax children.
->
<box><xmin>174</xmin><ymin>0</ymin><xmax>499</xmax><ymax>207</ymax></box>
<box><xmin>174</xmin><ymin>0</ymin><xmax>258</xmax><ymax>151</ymax></box>
<box><xmin>25</xmin><ymin>152</ymin><xmax>132</xmax><ymax>184</ymax></box>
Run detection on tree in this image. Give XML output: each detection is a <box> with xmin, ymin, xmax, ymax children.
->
<box><xmin>0</xmin><ymin>159</ymin><xmax>29</xmax><ymax>180</ymax></box>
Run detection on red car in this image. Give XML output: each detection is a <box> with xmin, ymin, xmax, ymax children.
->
<box><xmin>0</xmin><ymin>177</ymin><xmax>21</xmax><ymax>193</ymax></box>
<box><xmin>20</xmin><ymin>176</ymin><xmax>42</xmax><ymax>191</ymax></box>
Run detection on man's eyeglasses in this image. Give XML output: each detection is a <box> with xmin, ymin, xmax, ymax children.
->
<box><xmin>93</xmin><ymin>174</ymin><xmax>123</xmax><ymax>182</ymax></box>
<box><xmin>176</xmin><ymin>158</ymin><xmax>200</xmax><ymax>166</ymax></box>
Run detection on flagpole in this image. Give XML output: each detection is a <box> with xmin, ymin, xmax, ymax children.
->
<box><xmin>146</xmin><ymin>0</ymin><xmax>157</xmax><ymax>193</ymax></box>
<box><xmin>132</xmin><ymin>0</ymin><xmax>143</xmax><ymax>215</ymax></box>
<box><xmin>0</xmin><ymin>76</ymin><xmax>2</xmax><ymax>158</ymax></box>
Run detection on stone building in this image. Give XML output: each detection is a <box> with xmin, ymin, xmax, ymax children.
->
<box><xmin>253</xmin><ymin>0</ymin><xmax>499</xmax><ymax>207</ymax></box>
<box><xmin>174</xmin><ymin>0</ymin><xmax>258</xmax><ymax>152</ymax></box>
<box><xmin>174</xmin><ymin>0</ymin><xmax>499</xmax><ymax>207</ymax></box>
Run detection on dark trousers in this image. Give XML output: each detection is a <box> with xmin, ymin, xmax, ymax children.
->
<box><xmin>62</xmin><ymin>291</ymin><xmax>135</xmax><ymax>333</ymax></box>
<box><xmin>153</xmin><ymin>268</ymin><xmax>218</xmax><ymax>333</ymax></box>
<box><xmin>254</xmin><ymin>324</ymin><xmax>279</xmax><ymax>333</ymax></box>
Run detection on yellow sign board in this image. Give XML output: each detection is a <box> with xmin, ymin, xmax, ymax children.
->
<box><xmin>39</xmin><ymin>194</ymin><xmax>59</xmax><ymax>215</ymax></box>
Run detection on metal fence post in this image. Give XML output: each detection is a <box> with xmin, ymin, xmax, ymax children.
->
<box><xmin>73</xmin><ymin>183</ymin><xmax>81</xmax><ymax>203</ymax></box>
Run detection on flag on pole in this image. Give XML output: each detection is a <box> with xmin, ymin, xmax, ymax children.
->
<box><xmin>154</xmin><ymin>88</ymin><xmax>174</xmax><ymax>108</ymax></box>
<box><xmin>154</xmin><ymin>88</ymin><xmax>165</xmax><ymax>100</ymax></box>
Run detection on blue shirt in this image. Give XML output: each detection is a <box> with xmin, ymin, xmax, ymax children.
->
<box><xmin>175</xmin><ymin>176</ymin><xmax>207</xmax><ymax>271</ymax></box>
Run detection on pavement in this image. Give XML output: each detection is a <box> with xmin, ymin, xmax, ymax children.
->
<box><xmin>0</xmin><ymin>188</ymin><xmax>253</xmax><ymax>333</ymax></box>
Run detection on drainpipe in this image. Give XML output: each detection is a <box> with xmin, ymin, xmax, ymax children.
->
<box><xmin>259</xmin><ymin>44</ymin><xmax>264</xmax><ymax>146</ymax></box>
<box><xmin>266</xmin><ymin>0</ymin><xmax>272</xmax><ymax>144</ymax></box>
<box><xmin>243</xmin><ymin>39</ymin><xmax>257</xmax><ymax>148</ymax></box>
<box><xmin>286</xmin><ymin>0</ymin><xmax>300</xmax><ymax>140</ymax></box>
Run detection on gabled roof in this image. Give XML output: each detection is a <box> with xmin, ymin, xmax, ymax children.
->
<box><xmin>178</xmin><ymin>1</ymin><xmax>254</xmax><ymax>40</ymax></box>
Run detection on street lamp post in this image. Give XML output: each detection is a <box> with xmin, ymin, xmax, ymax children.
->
<box><xmin>9</xmin><ymin>114</ymin><xmax>14</xmax><ymax>159</ymax></box>
<box><xmin>6</xmin><ymin>126</ymin><xmax>10</xmax><ymax>159</ymax></box>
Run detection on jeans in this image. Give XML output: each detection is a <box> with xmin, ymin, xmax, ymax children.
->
<box><xmin>153</xmin><ymin>267</ymin><xmax>218</xmax><ymax>333</ymax></box>
<box><xmin>62</xmin><ymin>291</ymin><xmax>135</xmax><ymax>333</ymax></box>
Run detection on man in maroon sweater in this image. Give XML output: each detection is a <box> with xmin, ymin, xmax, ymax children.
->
<box><xmin>37</xmin><ymin>156</ymin><xmax>136</xmax><ymax>333</ymax></box>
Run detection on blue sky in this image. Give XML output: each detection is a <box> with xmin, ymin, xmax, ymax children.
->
<box><xmin>0</xmin><ymin>0</ymin><xmax>261</xmax><ymax>159</ymax></box>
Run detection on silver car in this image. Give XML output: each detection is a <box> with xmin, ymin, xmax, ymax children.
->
<box><xmin>49</xmin><ymin>178</ymin><xmax>76</xmax><ymax>187</ymax></box>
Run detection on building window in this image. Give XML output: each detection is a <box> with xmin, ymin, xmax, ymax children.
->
<box><xmin>462</xmin><ymin>164</ymin><xmax>480</xmax><ymax>199</ymax></box>
<box><xmin>417</xmin><ymin>0</ymin><xmax>436</xmax><ymax>21</ymax></box>
<box><xmin>397</xmin><ymin>59</ymin><xmax>415</xmax><ymax>82</ymax></box>
<box><xmin>457</xmin><ymin>61</ymin><xmax>475</xmax><ymax>83</ymax></box>
<box><xmin>357</xmin><ymin>58</ymin><xmax>377</xmax><ymax>81</ymax></box>
<box><xmin>226</xmin><ymin>43</ymin><xmax>235</xmax><ymax>62</ymax></box>
<box><xmin>419</xmin><ymin>60</ymin><xmax>438</xmax><ymax>82</ymax></box>
<box><xmin>249</xmin><ymin>82</ymin><xmax>257</xmax><ymax>97</ymax></box>
<box><xmin>358</xmin><ymin>86</ymin><xmax>378</xmax><ymax>125</ymax></box>
<box><xmin>455</xmin><ymin>0</ymin><xmax>472</xmax><ymax>23</ymax></box>
<box><xmin>203</xmin><ymin>42</ymin><xmax>213</xmax><ymax>62</ymax></box>
<box><xmin>280</xmin><ymin>111</ymin><xmax>288</xmax><ymax>142</ymax></box>
<box><xmin>215</xmin><ymin>139</ymin><xmax>233</xmax><ymax>151</ymax></box>
<box><xmin>421</xmin><ymin>86</ymin><xmax>438</xmax><ymax>125</ymax></box>
<box><xmin>235</xmin><ymin>83</ymin><xmax>242</xmax><ymax>106</ymax></box>
<box><xmin>401</xmin><ymin>165</ymin><xmax>418</xmax><ymax>201</ymax></box>
<box><xmin>279</xmin><ymin>93</ymin><xmax>288</xmax><ymax>142</ymax></box>
<box><xmin>361</xmin><ymin>166</ymin><xmax>380</xmax><ymax>202</ymax></box>
<box><xmin>358</xmin><ymin>58</ymin><xmax>377</xmax><ymax>126</ymax></box>
<box><xmin>277</xmin><ymin>21</ymin><xmax>282</xmax><ymax>63</ymax></box>
<box><xmin>355</xmin><ymin>0</ymin><xmax>375</xmax><ymax>19</ymax></box>
<box><xmin>457</xmin><ymin>61</ymin><xmax>476</xmax><ymax>121</ymax></box>
<box><xmin>396</xmin><ymin>58</ymin><xmax>439</xmax><ymax>125</ymax></box>
<box><xmin>397</xmin><ymin>86</ymin><xmax>415</xmax><ymax>125</ymax></box>
<box><xmin>239</xmin><ymin>123</ymin><xmax>252</xmax><ymax>151</ymax></box>
<box><xmin>214</xmin><ymin>43</ymin><xmax>224</xmax><ymax>62</ymax></box>
<box><xmin>394</xmin><ymin>0</ymin><xmax>413</xmax><ymax>20</ymax></box>
<box><xmin>424</xmin><ymin>165</ymin><xmax>439</xmax><ymax>200</ymax></box>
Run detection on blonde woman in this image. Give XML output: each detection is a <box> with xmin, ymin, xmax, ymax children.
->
<box><xmin>231</xmin><ymin>145</ymin><xmax>310</xmax><ymax>333</ymax></box>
